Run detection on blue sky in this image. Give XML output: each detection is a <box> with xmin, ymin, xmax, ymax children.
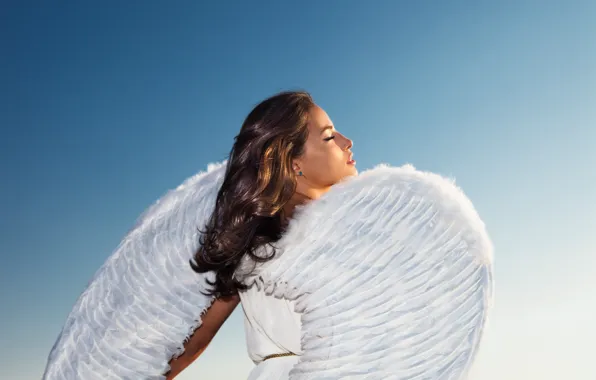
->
<box><xmin>2</xmin><ymin>1</ymin><xmax>595</xmax><ymax>379</ymax></box>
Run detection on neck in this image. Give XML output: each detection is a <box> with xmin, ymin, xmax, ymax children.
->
<box><xmin>282</xmin><ymin>192</ymin><xmax>310</xmax><ymax>221</ymax></box>
<box><xmin>282</xmin><ymin>182</ymin><xmax>331</xmax><ymax>221</ymax></box>
<box><xmin>295</xmin><ymin>180</ymin><xmax>332</xmax><ymax>201</ymax></box>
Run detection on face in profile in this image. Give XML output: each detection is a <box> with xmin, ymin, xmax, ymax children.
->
<box><xmin>293</xmin><ymin>105</ymin><xmax>357</xmax><ymax>189</ymax></box>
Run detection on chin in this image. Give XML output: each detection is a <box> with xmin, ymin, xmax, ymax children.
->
<box><xmin>344</xmin><ymin>167</ymin><xmax>359</xmax><ymax>178</ymax></box>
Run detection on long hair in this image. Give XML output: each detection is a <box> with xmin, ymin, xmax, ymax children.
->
<box><xmin>190</xmin><ymin>91</ymin><xmax>315</xmax><ymax>298</ymax></box>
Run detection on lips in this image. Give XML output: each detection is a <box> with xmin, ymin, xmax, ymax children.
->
<box><xmin>347</xmin><ymin>154</ymin><xmax>356</xmax><ymax>165</ymax></box>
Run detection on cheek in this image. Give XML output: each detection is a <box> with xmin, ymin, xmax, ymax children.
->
<box><xmin>301</xmin><ymin>141</ymin><xmax>349</xmax><ymax>182</ymax></box>
<box><xmin>306</xmin><ymin>150</ymin><xmax>346</xmax><ymax>183</ymax></box>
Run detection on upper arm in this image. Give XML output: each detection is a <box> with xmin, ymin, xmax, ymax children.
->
<box><xmin>166</xmin><ymin>295</ymin><xmax>240</xmax><ymax>378</ymax></box>
<box><xmin>195</xmin><ymin>294</ymin><xmax>240</xmax><ymax>340</ymax></box>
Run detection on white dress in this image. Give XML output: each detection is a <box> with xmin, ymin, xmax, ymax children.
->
<box><xmin>238</xmin><ymin>284</ymin><xmax>302</xmax><ymax>380</ymax></box>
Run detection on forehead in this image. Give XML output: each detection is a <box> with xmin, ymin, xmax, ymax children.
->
<box><xmin>307</xmin><ymin>105</ymin><xmax>333</xmax><ymax>131</ymax></box>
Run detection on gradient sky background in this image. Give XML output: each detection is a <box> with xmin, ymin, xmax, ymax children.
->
<box><xmin>3</xmin><ymin>1</ymin><xmax>596</xmax><ymax>379</ymax></box>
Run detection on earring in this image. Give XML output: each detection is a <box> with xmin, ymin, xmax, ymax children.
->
<box><xmin>298</xmin><ymin>171</ymin><xmax>303</xmax><ymax>176</ymax></box>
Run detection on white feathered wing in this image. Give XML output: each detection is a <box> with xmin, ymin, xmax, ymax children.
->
<box><xmin>240</xmin><ymin>164</ymin><xmax>494</xmax><ymax>380</ymax></box>
<box><xmin>42</xmin><ymin>162</ymin><xmax>226</xmax><ymax>380</ymax></box>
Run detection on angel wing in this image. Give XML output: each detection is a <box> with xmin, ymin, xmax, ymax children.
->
<box><xmin>244</xmin><ymin>164</ymin><xmax>494</xmax><ymax>380</ymax></box>
<box><xmin>41</xmin><ymin>162</ymin><xmax>227</xmax><ymax>380</ymax></box>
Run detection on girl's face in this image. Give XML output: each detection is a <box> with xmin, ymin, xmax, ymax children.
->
<box><xmin>293</xmin><ymin>105</ymin><xmax>357</xmax><ymax>191</ymax></box>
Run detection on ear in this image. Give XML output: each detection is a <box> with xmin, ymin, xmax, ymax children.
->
<box><xmin>291</xmin><ymin>159</ymin><xmax>302</xmax><ymax>173</ymax></box>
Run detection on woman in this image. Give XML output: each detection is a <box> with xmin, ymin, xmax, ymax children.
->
<box><xmin>42</xmin><ymin>89</ymin><xmax>492</xmax><ymax>380</ymax></box>
<box><xmin>165</xmin><ymin>90</ymin><xmax>358</xmax><ymax>379</ymax></box>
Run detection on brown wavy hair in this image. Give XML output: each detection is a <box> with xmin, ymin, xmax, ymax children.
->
<box><xmin>190</xmin><ymin>91</ymin><xmax>315</xmax><ymax>298</ymax></box>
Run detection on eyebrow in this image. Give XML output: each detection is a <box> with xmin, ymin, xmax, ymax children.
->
<box><xmin>320</xmin><ymin>125</ymin><xmax>334</xmax><ymax>135</ymax></box>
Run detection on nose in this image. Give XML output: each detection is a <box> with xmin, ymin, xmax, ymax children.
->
<box><xmin>344</xmin><ymin>136</ymin><xmax>353</xmax><ymax>151</ymax></box>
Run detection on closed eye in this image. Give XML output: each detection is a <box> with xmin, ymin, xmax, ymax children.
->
<box><xmin>323</xmin><ymin>136</ymin><xmax>335</xmax><ymax>141</ymax></box>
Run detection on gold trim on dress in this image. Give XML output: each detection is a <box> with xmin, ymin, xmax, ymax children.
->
<box><xmin>262</xmin><ymin>352</ymin><xmax>297</xmax><ymax>361</ymax></box>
